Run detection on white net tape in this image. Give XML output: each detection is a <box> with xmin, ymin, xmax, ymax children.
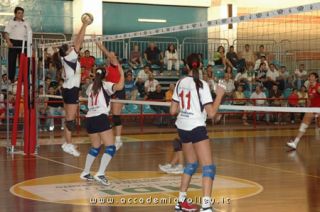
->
<box><xmin>40</xmin><ymin>95</ymin><xmax>320</xmax><ymax>113</ymax></box>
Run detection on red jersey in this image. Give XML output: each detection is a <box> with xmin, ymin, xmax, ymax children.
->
<box><xmin>308</xmin><ymin>83</ymin><xmax>320</xmax><ymax>107</ymax></box>
<box><xmin>80</xmin><ymin>56</ymin><xmax>95</xmax><ymax>71</ymax></box>
<box><xmin>106</xmin><ymin>64</ymin><xmax>120</xmax><ymax>83</ymax></box>
<box><xmin>288</xmin><ymin>93</ymin><xmax>299</xmax><ymax>106</ymax></box>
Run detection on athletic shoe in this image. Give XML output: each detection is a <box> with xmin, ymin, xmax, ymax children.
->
<box><xmin>159</xmin><ymin>163</ymin><xmax>172</xmax><ymax>173</ymax></box>
<box><xmin>94</xmin><ymin>174</ymin><xmax>110</xmax><ymax>186</ymax></box>
<box><xmin>286</xmin><ymin>140</ymin><xmax>297</xmax><ymax>150</ymax></box>
<box><xmin>166</xmin><ymin>164</ymin><xmax>183</xmax><ymax>174</ymax></box>
<box><xmin>115</xmin><ymin>139</ymin><xmax>123</xmax><ymax>151</ymax></box>
<box><xmin>200</xmin><ymin>206</ymin><xmax>213</xmax><ymax>212</ymax></box>
<box><xmin>80</xmin><ymin>172</ymin><xmax>94</xmax><ymax>181</ymax></box>
<box><xmin>62</xmin><ymin>143</ymin><xmax>80</xmax><ymax>157</ymax></box>
<box><xmin>175</xmin><ymin>200</ymin><xmax>198</xmax><ymax>212</ymax></box>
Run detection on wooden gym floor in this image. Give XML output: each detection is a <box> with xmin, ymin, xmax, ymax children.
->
<box><xmin>1</xmin><ymin>124</ymin><xmax>320</xmax><ymax>212</ymax></box>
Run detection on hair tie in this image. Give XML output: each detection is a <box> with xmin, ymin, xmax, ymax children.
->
<box><xmin>97</xmin><ymin>69</ymin><xmax>102</xmax><ymax>74</ymax></box>
<box><xmin>192</xmin><ymin>62</ymin><xmax>198</xmax><ymax>68</ymax></box>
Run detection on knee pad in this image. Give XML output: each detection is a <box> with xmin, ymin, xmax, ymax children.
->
<box><xmin>172</xmin><ymin>138</ymin><xmax>182</xmax><ymax>152</ymax></box>
<box><xmin>183</xmin><ymin>162</ymin><xmax>199</xmax><ymax>176</ymax></box>
<box><xmin>112</xmin><ymin>115</ymin><xmax>122</xmax><ymax>127</ymax></box>
<box><xmin>299</xmin><ymin>123</ymin><xmax>308</xmax><ymax>133</ymax></box>
<box><xmin>105</xmin><ymin>145</ymin><xmax>116</xmax><ymax>157</ymax></box>
<box><xmin>65</xmin><ymin>120</ymin><xmax>76</xmax><ymax>131</ymax></box>
<box><xmin>88</xmin><ymin>146</ymin><xmax>101</xmax><ymax>157</ymax></box>
<box><xmin>202</xmin><ymin>164</ymin><xmax>216</xmax><ymax>180</ymax></box>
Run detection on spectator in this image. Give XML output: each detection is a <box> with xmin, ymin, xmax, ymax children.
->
<box><xmin>129</xmin><ymin>44</ymin><xmax>143</xmax><ymax>69</ymax></box>
<box><xmin>47</xmin><ymin>86</ymin><xmax>64</xmax><ymax>132</ymax></box>
<box><xmin>1</xmin><ymin>74</ymin><xmax>9</xmax><ymax>92</ymax></box>
<box><xmin>80</xmin><ymin>78</ymin><xmax>91</xmax><ymax>98</ymax></box>
<box><xmin>213</xmin><ymin>46</ymin><xmax>235</xmax><ymax>69</ymax></box>
<box><xmin>80</xmin><ymin>50</ymin><xmax>95</xmax><ymax>72</ymax></box>
<box><xmin>226</xmin><ymin>46</ymin><xmax>238</xmax><ymax>68</ymax></box>
<box><xmin>255</xmin><ymin>63</ymin><xmax>268</xmax><ymax>85</ymax></box>
<box><xmin>164</xmin><ymin>43</ymin><xmax>180</xmax><ymax>73</ymax></box>
<box><xmin>135</xmin><ymin>65</ymin><xmax>152</xmax><ymax>97</ymax></box>
<box><xmin>256</xmin><ymin>44</ymin><xmax>268</xmax><ymax>60</ymax></box>
<box><xmin>269</xmin><ymin>84</ymin><xmax>283</xmax><ymax>123</ymax></box>
<box><xmin>146</xmin><ymin>84</ymin><xmax>168</xmax><ymax>125</ymax></box>
<box><xmin>265</xmin><ymin>63</ymin><xmax>280</xmax><ymax>91</ymax></box>
<box><xmin>288</xmin><ymin>88</ymin><xmax>299</xmax><ymax>124</ymax></box>
<box><xmin>0</xmin><ymin>93</ymin><xmax>5</xmax><ymax>124</ymax></box>
<box><xmin>144</xmin><ymin>42</ymin><xmax>164</xmax><ymax>73</ymax></box>
<box><xmin>250</xmin><ymin>84</ymin><xmax>269</xmax><ymax>122</ymax></box>
<box><xmin>254</xmin><ymin>55</ymin><xmax>269</xmax><ymax>71</ymax></box>
<box><xmin>232</xmin><ymin>85</ymin><xmax>249</xmax><ymax>125</ymax></box>
<box><xmin>294</xmin><ymin>64</ymin><xmax>307</xmax><ymax>90</ymax></box>
<box><xmin>298</xmin><ymin>85</ymin><xmax>308</xmax><ymax>121</ymax></box>
<box><xmin>165</xmin><ymin>83</ymin><xmax>175</xmax><ymax>102</ymax></box>
<box><xmin>277</xmin><ymin>66</ymin><xmax>290</xmax><ymax>91</ymax></box>
<box><xmin>144</xmin><ymin>73</ymin><xmax>159</xmax><ymax>95</ymax></box>
<box><xmin>3</xmin><ymin>7</ymin><xmax>32</xmax><ymax>83</ymax></box>
<box><xmin>124</xmin><ymin>71</ymin><xmax>138</xmax><ymax>100</ymax></box>
<box><xmin>46</xmin><ymin>61</ymin><xmax>57</xmax><ymax>82</ymax></box>
<box><xmin>223</xmin><ymin>73</ymin><xmax>235</xmax><ymax>98</ymax></box>
<box><xmin>241</xmin><ymin>44</ymin><xmax>255</xmax><ymax>64</ymax></box>
<box><xmin>38</xmin><ymin>85</ymin><xmax>48</xmax><ymax>131</ymax></box>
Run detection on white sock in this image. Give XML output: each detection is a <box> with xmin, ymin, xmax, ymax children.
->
<box><xmin>116</xmin><ymin>136</ymin><xmax>121</xmax><ymax>142</ymax></box>
<box><xmin>293</xmin><ymin>137</ymin><xmax>300</xmax><ymax>145</ymax></box>
<box><xmin>202</xmin><ymin>196</ymin><xmax>212</xmax><ymax>208</ymax></box>
<box><xmin>83</xmin><ymin>154</ymin><xmax>96</xmax><ymax>174</ymax></box>
<box><xmin>96</xmin><ymin>153</ymin><xmax>112</xmax><ymax>176</ymax></box>
<box><xmin>178</xmin><ymin>191</ymin><xmax>187</xmax><ymax>202</ymax></box>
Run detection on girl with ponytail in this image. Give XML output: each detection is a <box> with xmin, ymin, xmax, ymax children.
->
<box><xmin>170</xmin><ymin>53</ymin><xmax>226</xmax><ymax>212</ymax></box>
<box><xmin>80</xmin><ymin>66</ymin><xmax>124</xmax><ymax>185</ymax></box>
<box><xmin>51</xmin><ymin>19</ymin><xmax>91</xmax><ymax>157</ymax></box>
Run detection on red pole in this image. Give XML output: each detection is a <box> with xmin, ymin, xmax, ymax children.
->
<box><xmin>23</xmin><ymin>56</ymin><xmax>30</xmax><ymax>154</ymax></box>
<box><xmin>11</xmin><ymin>54</ymin><xmax>25</xmax><ymax>147</ymax></box>
<box><xmin>30</xmin><ymin>57</ymin><xmax>37</xmax><ymax>154</ymax></box>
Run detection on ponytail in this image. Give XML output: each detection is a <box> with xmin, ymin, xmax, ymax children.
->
<box><xmin>52</xmin><ymin>52</ymin><xmax>62</xmax><ymax>70</ymax></box>
<box><xmin>92</xmin><ymin>68</ymin><xmax>106</xmax><ymax>95</ymax></box>
<box><xmin>187</xmin><ymin>53</ymin><xmax>203</xmax><ymax>92</ymax></box>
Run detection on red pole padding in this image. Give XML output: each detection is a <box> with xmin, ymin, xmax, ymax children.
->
<box><xmin>29</xmin><ymin>57</ymin><xmax>37</xmax><ymax>154</ymax></box>
<box><xmin>23</xmin><ymin>56</ymin><xmax>30</xmax><ymax>154</ymax></box>
<box><xmin>11</xmin><ymin>54</ymin><xmax>26</xmax><ymax>147</ymax></box>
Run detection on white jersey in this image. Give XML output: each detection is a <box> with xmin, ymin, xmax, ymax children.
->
<box><xmin>86</xmin><ymin>81</ymin><xmax>115</xmax><ymax>118</ymax></box>
<box><xmin>62</xmin><ymin>48</ymin><xmax>81</xmax><ymax>89</ymax></box>
<box><xmin>4</xmin><ymin>19</ymin><xmax>32</xmax><ymax>41</ymax></box>
<box><xmin>172</xmin><ymin>76</ymin><xmax>213</xmax><ymax>131</ymax></box>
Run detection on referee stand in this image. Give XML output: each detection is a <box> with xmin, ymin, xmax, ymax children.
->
<box><xmin>9</xmin><ymin>31</ymin><xmax>37</xmax><ymax>155</ymax></box>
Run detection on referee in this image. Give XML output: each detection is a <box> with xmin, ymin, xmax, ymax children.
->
<box><xmin>3</xmin><ymin>6</ymin><xmax>32</xmax><ymax>83</ymax></box>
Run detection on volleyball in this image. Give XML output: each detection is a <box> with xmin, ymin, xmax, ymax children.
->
<box><xmin>81</xmin><ymin>13</ymin><xmax>94</xmax><ymax>25</ymax></box>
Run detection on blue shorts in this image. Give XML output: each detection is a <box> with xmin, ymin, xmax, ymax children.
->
<box><xmin>86</xmin><ymin>114</ymin><xmax>111</xmax><ymax>134</ymax></box>
<box><xmin>177</xmin><ymin>126</ymin><xmax>209</xmax><ymax>144</ymax></box>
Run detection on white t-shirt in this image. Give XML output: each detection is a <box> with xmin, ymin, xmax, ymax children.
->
<box><xmin>250</xmin><ymin>92</ymin><xmax>267</xmax><ymax>105</ymax></box>
<box><xmin>144</xmin><ymin>79</ymin><xmax>159</xmax><ymax>92</ymax></box>
<box><xmin>172</xmin><ymin>76</ymin><xmax>213</xmax><ymax>131</ymax></box>
<box><xmin>165</xmin><ymin>50</ymin><xmax>179</xmax><ymax>61</ymax></box>
<box><xmin>137</xmin><ymin>70</ymin><xmax>149</xmax><ymax>82</ymax></box>
<box><xmin>62</xmin><ymin>48</ymin><xmax>81</xmax><ymax>89</ymax></box>
<box><xmin>4</xmin><ymin>19</ymin><xmax>32</xmax><ymax>41</ymax></box>
<box><xmin>266</xmin><ymin>69</ymin><xmax>279</xmax><ymax>81</ymax></box>
<box><xmin>86</xmin><ymin>81</ymin><xmax>115</xmax><ymax>117</ymax></box>
<box><xmin>294</xmin><ymin>69</ymin><xmax>307</xmax><ymax>79</ymax></box>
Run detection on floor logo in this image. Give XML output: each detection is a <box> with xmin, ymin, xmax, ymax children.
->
<box><xmin>10</xmin><ymin>171</ymin><xmax>263</xmax><ymax>207</ymax></box>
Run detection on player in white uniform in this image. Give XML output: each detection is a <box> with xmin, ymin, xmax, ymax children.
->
<box><xmin>80</xmin><ymin>67</ymin><xmax>124</xmax><ymax>185</ymax></box>
<box><xmin>171</xmin><ymin>53</ymin><xmax>225</xmax><ymax>212</ymax></box>
<box><xmin>52</xmin><ymin>20</ymin><xmax>90</xmax><ymax>156</ymax></box>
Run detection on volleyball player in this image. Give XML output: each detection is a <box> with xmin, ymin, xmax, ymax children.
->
<box><xmin>95</xmin><ymin>40</ymin><xmax>124</xmax><ymax>150</ymax></box>
<box><xmin>170</xmin><ymin>53</ymin><xmax>225</xmax><ymax>212</ymax></box>
<box><xmin>52</xmin><ymin>20</ymin><xmax>90</xmax><ymax>156</ymax></box>
<box><xmin>287</xmin><ymin>72</ymin><xmax>320</xmax><ymax>150</ymax></box>
<box><xmin>80</xmin><ymin>66</ymin><xmax>124</xmax><ymax>185</ymax></box>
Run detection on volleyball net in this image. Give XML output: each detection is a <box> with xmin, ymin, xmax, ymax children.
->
<box><xmin>2</xmin><ymin>2</ymin><xmax>320</xmax><ymax>153</ymax></box>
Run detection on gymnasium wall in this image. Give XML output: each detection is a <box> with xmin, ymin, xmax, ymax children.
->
<box><xmin>102</xmin><ymin>2</ymin><xmax>208</xmax><ymax>39</ymax></box>
<box><xmin>0</xmin><ymin>0</ymin><xmax>73</xmax><ymax>34</ymax></box>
